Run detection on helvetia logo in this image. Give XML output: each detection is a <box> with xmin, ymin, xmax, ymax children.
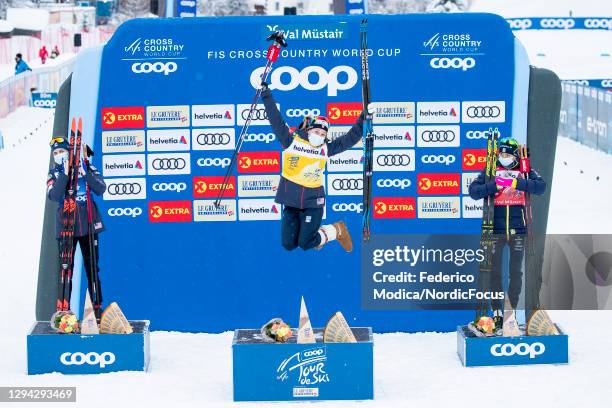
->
<box><xmin>238</xmin><ymin>199</ymin><xmax>281</xmax><ymax>221</ymax></box>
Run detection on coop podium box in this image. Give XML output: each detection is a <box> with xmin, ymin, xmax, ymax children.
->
<box><xmin>232</xmin><ymin>328</ymin><xmax>374</xmax><ymax>401</ymax></box>
<box><xmin>27</xmin><ymin>321</ymin><xmax>150</xmax><ymax>375</ymax></box>
<box><xmin>457</xmin><ymin>325</ymin><xmax>568</xmax><ymax>367</ymax></box>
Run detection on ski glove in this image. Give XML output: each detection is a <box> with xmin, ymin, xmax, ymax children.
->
<box><xmin>495</xmin><ymin>176</ymin><xmax>517</xmax><ymax>189</ymax></box>
<box><xmin>260</xmin><ymin>81</ymin><xmax>269</xmax><ymax>91</ymax></box>
<box><xmin>367</xmin><ymin>103</ymin><xmax>375</xmax><ymax>116</ymax></box>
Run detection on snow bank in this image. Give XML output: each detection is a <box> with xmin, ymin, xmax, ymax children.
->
<box><xmin>6</xmin><ymin>8</ymin><xmax>50</xmax><ymax>32</ymax></box>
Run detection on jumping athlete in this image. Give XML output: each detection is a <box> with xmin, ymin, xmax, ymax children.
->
<box><xmin>260</xmin><ymin>81</ymin><xmax>373</xmax><ymax>253</ymax></box>
<box><xmin>469</xmin><ymin>137</ymin><xmax>546</xmax><ymax>329</ymax></box>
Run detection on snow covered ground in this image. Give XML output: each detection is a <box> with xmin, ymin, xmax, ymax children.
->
<box><xmin>0</xmin><ymin>106</ymin><xmax>611</xmax><ymax>407</ymax></box>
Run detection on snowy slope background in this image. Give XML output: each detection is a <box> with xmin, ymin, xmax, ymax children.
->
<box><xmin>1</xmin><ymin>1</ymin><xmax>612</xmax><ymax>407</ymax></box>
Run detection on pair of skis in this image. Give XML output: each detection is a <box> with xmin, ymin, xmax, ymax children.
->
<box><xmin>360</xmin><ymin>18</ymin><xmax>374</xmax><ymax>242</ymax></box>
<box><xmin>55</xmin><ymin>118</ymin><xmax>102</xmax><ymax>319</ymax></box>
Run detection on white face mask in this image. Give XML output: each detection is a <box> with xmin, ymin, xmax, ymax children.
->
<box><xmin>308</xmin><ymin>132</ymin><xmax>326</xmax><ymax>147</ymax></box>
<box><xmin>499</xmin><ymin>156</ymin><xmax>514</xmax><ymax>168</ymax></box>
<box><xmin>54</xmin><ymin>151</ymin><xmax>68</xmax><ymax>165</ymax></box>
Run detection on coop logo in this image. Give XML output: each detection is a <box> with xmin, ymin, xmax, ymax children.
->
<box><xmin>373</xmin><ymin>197</ymin><xmax>416</xmax><ymax>219</ymax></box>
<box><xmin>462</xmin><ymin>101</ymin><xmax>505</xmax><ymax>123</ymax></box>
<box><xmin>238</xmin><ymin>175</ymin><xmax>280</xmax><ymax>197</ymax></box>
<box><xmin>417</xmin><ymin>126</ymin><xmax>460</xmax><ymax>147</ymax></box>
<box><xmin>430</xmin><ymin>57</ymin><xmax>475</xmax><ymax>71</ymax></box>
<box><xmin>418</xmin><ymin>197</ymin><xmax>461</xmax><ymax>218</ymax></box>
<box><xmin>238</xmin><ymin>199</ymin><xmax>281</xmax><ymax>221</ymax></box>
<box><xmin>250</xmin><ymin>65</ymin><xmax>358</xmax><ymax>96</ymax></box>
<box><xmin>465</xmin><ymin>130</ymin><xmax>489</xmax><ymax>140</ymax></box>
<box><xmin>584</xmin><ymin>18</ymin><xmax>612</xmax><ymax>30</ymax></box>
<box><xmin>147</xmin><ymin>129</ymin><xmax>189</xmax><ymax>152</ymax></box>
<box><xmin>601</xmin><ymin>79</ymin><xmax>612</xmax><ymax>88</ymax></box>
<box><xmin>373</xmin><ymin>149</ymin><xmax>415</xmax><ymax>172</ymax></box>
<box><xmin>147</xmin><ymin>153</ymin><xmax>191</xmax><ymax>175</ymax></box>
<box><xmin>490</xmin><ymin>342</ymin><xmax>545</xmax><ymax>359</ymax></box>
<box><xmin>152</xmin><ymin>182</ymin><xmax>187</xmax><ymax>193</ymax></box>
<box><xmin>372</xmin><ymin>126</ymin><xmax>415</xmax><ymax>148</ymax></box>
<box><xmin>332</xmin><ymin>202</ymin><xmax>363</xmax><ymax>213</ymax></box>
<box><xmin>277</xmin><ymin>346</ymin><xmax>329</xmax><ymax>390</ymax></box>
<box><xmin>102</xmin><ymin>130</ymin><xmax>145</xmax><ymax>153</ymax></box>
<box><xmin>417</xmin><ymin>173</ymin><xmax>460</xmax><ymax>195</ymax></box>
<box><xmin>192</xmin><ymin>128</ymin><xmax>235</xmax><ymax>151</ymax></box>
<box><xmin>192</xmin><ymin>105</ymin><xmax>235</xmax><ymax>127</ymax></box>
<box><xmin>193</xmin><ymin>199</ymin><xmax>237</xmax><ymax>222</ymax></box>
<box><xmin>102</xmin><ymin>154</ymin><xmax>146</xmax><ymax>177</ymax></box>
<box><xmin>148</xmin><ymin>200</ymin><xmax>192</xmax><ymax>222</ymax></box>
<box><xmin>377</xmin><ymin>178</ymin><xmax>411</xmax><ymax>190</ymax></box>
<box><xmin>103</xmin><ymin>178</ymin><xmax>147</xmax><ymax>201</ymax></box>
<box><xmin>193</xmin><ymin>176</ymin><xmax>236</xmax><ymax>198</ymax></box>
<box><xmin>539</xmin><ymin>18</ymin><xmax>575</xmax><ymax>29</ymax></box>
<box><xmin>196</xmin><ymin>157</ymin><xmax>231</xmax><ymax>168</ymax></box>
<box><xmin>108</xmin><ymin>207</ymin><xmax>143</xmax><ymax>217</ymax></box>
<box><xmin>238</xmin><ymin>151</ymin><xmax>280</xmax><ymax>174</ymax></box>
<box><xmin>32</xmin><ymin>93</ymin><xmax>57</xmax><ymax>108</ymax></box>
<box><xmin>244</xmin><ymin>132</ymin><xmax>275</xmax><ymax>143</ymax></box>
<box><xmin>60</xmin><ymin>352</ymin><xmax>115</xmax><ymax>368</ymax></box>
<box><xmin>421</xmin><ymin>154</ymin><xmax>456</xmax><ymax>166</ymax></box>
<box><xmin>101</xmin><ymin>107</ymin><xmax>145</xmax><ymax>129</ymax></box>
<box><xmin>462</xmin><ymin>196</ymin><xmax>484</xmax><ymax>218</ymax></box>
<box><xmin>147</xmin><ymin>106</ymin><xmax>190</xmax><ymax>128</ymax></box>
<box><xmin>462</xmin><ymin>149</ymin><xmax>487</xmax><ymax>170</ymax></box>
<box><xmin>327</xmin><ymin>174</ymin><xmax>363</xmax><ymax>196</ymax></box>
<box><xmin>507</xmin><ymin>18</ymin><xmax>533</xmax><ymax>30</ymax></box>
<box><xmin>123</xmin><ymin>37</ymin><xmax>185</xmax><ymax>58</ymax></box>
<box><xmin>416</xmin><ymin>102</ymin><xmax>460</xmax><ymax>124</ymax></box>
<box><xmin>286</xmin><ymin>108</ymin><xmax>321</xmax><ymax>117</ymax></box>
<box><xmin>131</xmin><ymin>61</ymin><xmax>177</xmax><ymax>76</ymax></box>
<box><xmin>326</xmin><ymin>102</ymin><xmax>362</xmax><ymax>124</ymax></box>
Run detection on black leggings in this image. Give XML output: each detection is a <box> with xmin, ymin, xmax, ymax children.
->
<box><xmin>281</xmin><ymin>206</ymin><xmax>324</xmax><ymax>251</ymax></box>
<box><xmin>490</xmin><ymin>234</ymin><xmax>525</xmax><ymax>310</ymax></box>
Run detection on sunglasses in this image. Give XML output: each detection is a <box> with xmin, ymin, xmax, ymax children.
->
<box><xmin>499</xmin><ymin>137</ymin><xmax>519</xmax><ymax>147</ymax></box>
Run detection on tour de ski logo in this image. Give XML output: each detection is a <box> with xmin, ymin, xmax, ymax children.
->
<box><xmin>276</xmin><ymin>347</ymin><xmax>330</xmax><ymax>387</ymax></box>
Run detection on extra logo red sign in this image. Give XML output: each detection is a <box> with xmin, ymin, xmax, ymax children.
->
<box><xmin>237</xmin><ymin>151</ymin><xmax>280</xmax><ymax>174</ymax></box>
<box><xmin>326</xmin><ymin>102</ymin><xmax>362</xmax><ymax>125</ymax></box>
<box><xmin>373</xmin><ymin>197</ymin><xmax>416</xmax><ymax>219</ymax></box>
<box><xmin>417</xmin><ymin>173</ymin><xmax>461</xmax><ymax>195</ymax></box>
<box><xmin>102</xmin><ymin>106</ymin><xmax>145</xmax><ymax>129</ymax></box>
<box><xmin>149</xmin><ymin>200</ymin><xmax>192</xmax><ymax>223</ymax></box>
<box><xmin>193</xmin><ymin>176</ymin><xmax>236</xmax><ymax>198</ymax></box>
<box><xmin>462</xmin><ymin>149</ymin><xmax>488</xmax><ymax>171</ymax></box>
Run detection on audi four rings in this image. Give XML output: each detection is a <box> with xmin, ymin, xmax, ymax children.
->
<box><xmin>241</xmin><ymin>108</ymin><xmax>267</xmax><ymax>120</ymax></box>
<box><xmin>331</xmin><ymin>178</ymin><xmax>364</xmax><ymax>190</ymax></box>
<box><xmin>466</xmin><ymin>106</ymin><xmax>501</xmax><ymax>118</ymax></box>
<box><xmin>108</xmin><ymin>182</ymin><xmax>142</xmax><ymax>195</ymax></box>
<box><xmin>376</xmin><ymin>154</ymin><xmax>411</xmax><ymax>166</ymax></box>
<box><xmin>152</xmin><ymin>158</ymin><xmax>186</xmax><ymax>170</ymax></box>
<box><xmin>421</xmin><ymin>130</ymin><xmax>456</xmax><ymax>142</ymax></box>
<box><xmin>196</xmin><ymin>132</ymin><xmax>231</xmax><ymax>146</ymax></box>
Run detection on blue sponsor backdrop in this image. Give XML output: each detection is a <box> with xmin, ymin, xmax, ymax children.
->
<box><xmin>31</xmin><ymin>91</ymin><xmax>57</xmax><ymax>109</ymax></box>
<box><xmin>75</xmin><ymin>14</ymin><xmax>524</xmax><ymax>332</ymax></box>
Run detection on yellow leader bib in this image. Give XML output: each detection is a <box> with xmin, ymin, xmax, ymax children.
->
<box><xmin>282</xmin><ymin>136</ymin><xmax>328</xmax><ymax>188</ymax></box>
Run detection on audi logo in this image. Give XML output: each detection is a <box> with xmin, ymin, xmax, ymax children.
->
<box><xmin>332</xmin><ymin>178</ymin><xmax>363</xmax><ymax>191</ymax></box>
<box><xmin>196</xmin><ymin>132</ymin><xmax>231</xmax><ymax>146</ymax></box>
<box><xmin>108</xmin><ymin>207</ymin><xmax>142</xmax><ymax>217</ymax></box>
<box><xmin>466</xmin><ymin>106</ymin><xmax>501</xmax><ymax>119</ymax></box>
<box><xmin>108</xmin><ymin>182</ymin><xmax>142</xmax><ymax>195</ymax></box>
<box><xmin>539</xmin><ymin>18</ymin><xmax>575</xmax><ymax>29</ymax></box>
<box><xmin>421</xmin><ymin>130</ymin><xmax>455</xmax><ymax>142</ymax></box>
<box><xmin>152</xmin><ymin>158</ymin><xmax>186</xmax><ymax>170</ymax></box>
<box><xmin>376</xmin><ymin>154</ymin><xmax>411</xmax><ymax>166</ymax></box>
<box><xmin>152</xmin><ymin>182</ymin><xmax>187</xmax><ymax>192</ymax></box>
<box><xmin>60</xmin><ymin>351</ymin><xmax>116</xmax><ymax>368</ymax></box>
<box><xmin>286</xmin><ymin>108</ymin><xmax>321</xmax><ymax>117</ymax></box>
<box><xmin>421</xmin><ymin>154</ymin><xmax>456</xmax><ymax>165</ymax></box>
<box><xmin>242</xmin><ymin>108</ymin><xmax>268</xmax><ymax>121</ymax></box>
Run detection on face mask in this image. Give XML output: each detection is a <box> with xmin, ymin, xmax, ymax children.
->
<box><xmin>54</xmin><ymin>151</ymin><xmax>68</xmax><ymax>165</ymax></box>
<box><xmin>499</xmin><ymin>156</ymin><xmax>514</xmax><ymax>168</ymax></box>
<box><xmin>308</xmin><ymin>132</ymin><xmax>326</xmax><ymax>147</ymax></box>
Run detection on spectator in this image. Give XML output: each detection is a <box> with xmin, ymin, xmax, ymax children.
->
<box><xmin>39</xmin><ymin>46</ymin><xmax>49</xmax><ymax>64</ymax></box>
<box><xmin>50</xmin><ymin>45</ymin><xmax>60</xmax><ymax>59</ymax></box>
<box><xmin>15</xmin><ymin>53</ymin><xmax>32</xmax><ymax>75</ymax></box>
